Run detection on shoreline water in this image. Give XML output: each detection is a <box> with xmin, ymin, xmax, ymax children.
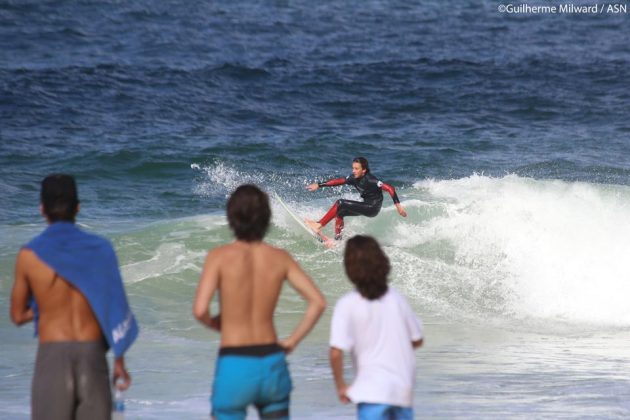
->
<box><xmin>2</xmin><ymin>178</ymin><xmax>630</xmax><ymax>418</ymax></box>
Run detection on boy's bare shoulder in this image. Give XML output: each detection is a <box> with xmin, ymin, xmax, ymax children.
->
<box><xmin>17</xmin><ymin>247</ymin><xmax>47</xmax><ymax>270</ymax></box>
<box><xmin>261</xmin><ymin>242</ymin><xmax>293</xmax><ymax>260</ymax></box>
<box><xmin>205</xmin><ymin>242</ymin><xmax>291</xmax><ymax>260</ymax></box>
<box><xmin>17</xmin><ymin>247</ymin><xmax>36</xmax><ymax>261</ymax></box>
<box><xmin>203</xmin><ymin>243</ymin><xmax>236</xmax><ymax>262</ymax></box>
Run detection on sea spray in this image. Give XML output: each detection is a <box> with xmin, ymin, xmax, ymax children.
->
<box><xmin>409</xmin><ymin>174</ymin><xmax>630</xmax><ymax>326</ymax></box>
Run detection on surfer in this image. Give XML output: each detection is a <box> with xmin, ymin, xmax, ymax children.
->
<box><xmin>305</xmin><ymin>157</ymin><xmax>407</xmax><ymax>240</ymax></box>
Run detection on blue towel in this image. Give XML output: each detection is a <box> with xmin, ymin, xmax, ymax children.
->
<box><xmin>25</xmin><ymin>222</ymin><xmax>138</xmax><ymax>357</ymax></box>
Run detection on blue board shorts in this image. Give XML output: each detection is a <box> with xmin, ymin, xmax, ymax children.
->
<box><xmin>211</xmin><ymin>343</ymin><xmax>292</xmax><ymax>420</ymax></box>
<box><xmin>357</xmin><ymin>403</ymin><xmax>414</xmax><ymax>420</ymax></box>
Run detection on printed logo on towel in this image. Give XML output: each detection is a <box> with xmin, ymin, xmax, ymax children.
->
<box><xmin>112</xmin><ymin>311</ymin><xmax>134</xmax><ymax>343</ymax></box>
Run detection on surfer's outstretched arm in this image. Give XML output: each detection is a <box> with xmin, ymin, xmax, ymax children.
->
<box><xmin>380</xmin><ymin>182</ymin><xmax>407</xmax><ymax>217</ymax></box>
<box><xmin>307</xmin><ymin>177</ymin><xmax>347</xmax><ymax>191</ymax></box>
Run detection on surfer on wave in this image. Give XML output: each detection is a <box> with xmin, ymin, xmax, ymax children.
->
<box><xmin>305</xmin><ymin>157</ymin><xmax>407</xmax><ymax>240</ymax></box>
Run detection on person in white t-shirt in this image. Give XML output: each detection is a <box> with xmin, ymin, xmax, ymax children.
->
<box><xmin>329</xmin><ymin>235</ymin><xmax>423</xmax><ymax>420</ymax></box>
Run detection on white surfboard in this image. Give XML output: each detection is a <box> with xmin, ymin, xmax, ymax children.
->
<box><xmin>273</xmin><ymin>192</ymin><xmax>334</xmax><ymax>248</ymax></box>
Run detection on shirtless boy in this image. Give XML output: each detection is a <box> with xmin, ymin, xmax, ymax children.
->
<box><xmin>10</xmin><ymin>174</ymin><xmax>138</xmax><ymax>420</ymax></box>
<box><xmin>193</xmin><ymin>184</ymin><xmax>326</xmax><ymax>420</ymax></box>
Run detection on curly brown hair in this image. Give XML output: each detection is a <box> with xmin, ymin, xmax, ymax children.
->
<box><xmin>226</xmin><ymin>184</ymin><xmax>271</xmax><ymax>241</ymax></box>
<box><xmin>344</xmin><ymin>235</ymin><xmax>390</xmax><ymax>300</ymax></box>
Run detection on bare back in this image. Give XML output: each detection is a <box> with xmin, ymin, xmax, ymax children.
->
<box><xmin>214</xmin><ymin>241</ymin><xmax>289</xmax><ymax>346</ymax></box>
<box><xmin>17</xmin><ymin>249</ymin><xmax>103</xmax><ymax>342</ymax></box>
<box><xmin>194</xmin><ymin>237</ymin><xmax>325</xmax><ymax>352</ymax></box>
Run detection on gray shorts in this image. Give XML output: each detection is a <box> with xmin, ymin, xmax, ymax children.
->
<box><xmin>32</xmin><ymin>341</ymin><xmax>111</xmax><ymax>420</ymax></box>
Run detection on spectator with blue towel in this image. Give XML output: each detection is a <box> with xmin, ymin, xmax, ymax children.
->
<box><xmin>10</xmin><ymin>174</ymin><xmax>139</xmax><ymax>420</ymax></box>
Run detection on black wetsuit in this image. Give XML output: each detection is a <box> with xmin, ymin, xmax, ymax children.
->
<box><xmin>317</xmin><ymin>172</ymin><xmax>400</xmax><ymax>239</ymax></box>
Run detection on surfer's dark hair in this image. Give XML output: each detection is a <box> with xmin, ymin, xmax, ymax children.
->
<box><xmin>344</xmin><ymin>235</ymin><xmax>390</xmax><ymax>300</ymax></box>
<box><xmin>227</xmin><ymin>184</ymin><xmax>271</xmax><ymax>242</ymax></box>
<box><xmin>41</xmin><ymin>174</ymin><xmax>79</xmax><ymax>222</ymax></box>
<box><xmin>352</xmin><ymin>157</ymin><xmax>370</xmax><ymax>173</ymax></box>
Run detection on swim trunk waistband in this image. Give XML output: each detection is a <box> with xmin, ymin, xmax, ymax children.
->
<box><xmin>219</xmin><ymin>343</ymin><xmax>285</xmax><ymax>357</ymax></box>
<box><xmin>37</xmin><ymin>340</ymin><xmax>107</xmax><ymax>348</ymax></box>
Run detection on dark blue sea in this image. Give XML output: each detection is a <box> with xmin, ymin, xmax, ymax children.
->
<box><xmin>2</xmin><ymin>1</ymin><xmax>630</xmax><ymax>418</ymax></box>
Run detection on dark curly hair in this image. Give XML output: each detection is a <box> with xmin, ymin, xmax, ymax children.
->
<box><xmin>226</xmin><ymin>184</ymin><xmax>271</xmax><ymax>241</ymax></box>
<box><xmin>344</xmin><ymin>235</ymin><xmax>390</xmax><ymax>300</ymax></box>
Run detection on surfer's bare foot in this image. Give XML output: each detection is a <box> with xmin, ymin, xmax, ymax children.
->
<box><xmin>304</xmin><ymin>219</ymin><xmax>322</xmax><ymax>233</ymax></box>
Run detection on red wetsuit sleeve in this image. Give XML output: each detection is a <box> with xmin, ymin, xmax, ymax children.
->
<box><xmin>318</xmin><ymin>178</ymin><xmax>347</xmax><ymax>187</ymax></box>
<box><xmin>380</xmin><ymin>182</ymin><xmax>400</xmax><ymax>204</ymax></box>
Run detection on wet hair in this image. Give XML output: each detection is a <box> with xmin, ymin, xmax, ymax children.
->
<box><xmin>344</xmin><ymin>235</ymin><xmax>390</xmax><ymax>300</ymax></box>
<box><xmin>226</xmin><ymin>184</ymin><xmax>271</xmax><ymax>242</ymax></box>
<box><xmin>352</xmin><ymin>157</ymin><xmax>370</xmax><ymax>173</ymax></box>
<box><xmin>41</xmin><ymin>174</ymin><xmax>79</xmax><ymax>222</ymax></box>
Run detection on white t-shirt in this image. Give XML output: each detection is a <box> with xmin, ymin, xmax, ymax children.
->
<box><xmin>329</xmin><ymin>287</ymin><xmax>423</xmax><ymax>407</ymax></box>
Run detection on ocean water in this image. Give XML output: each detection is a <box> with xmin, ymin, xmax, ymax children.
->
<box><xmin>1</xmin><ymin>0</ymin><xmax>630</xmax><ymax>418</ymax></box>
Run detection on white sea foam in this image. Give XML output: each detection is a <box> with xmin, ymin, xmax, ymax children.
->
<box><xmin>190</xmin><ymin>161</ymin><xmax>309</xmax><ymax>199</ymax></box>
<box><xmin>126</xmin><ymin>172</ymin><xmax>630</xmax><ymax>327</ymax></box>
<box><xmin>122</xmin><ymin>242</ymin><xmax>195</xmax><ymax>283</ymax></box>
<box><xmin>191</xmin><ymin>161</ymin><xmax>265</xmax><ymax>198</ymax></box>
<box><xmin>407</xmin><ymin>174</ymin><xmax>630</xmax><ymax>326</ymax></box>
